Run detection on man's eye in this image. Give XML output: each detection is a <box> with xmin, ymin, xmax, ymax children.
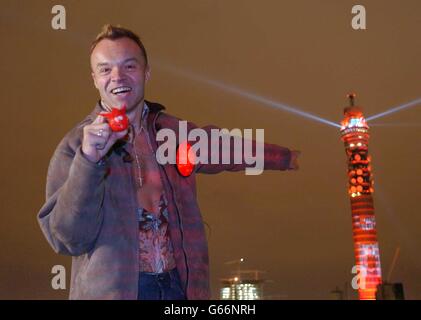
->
<box><xmin>100</xmin><ymin>68</ymin><xmax>110</xmax><ymax>74</ymax></box>
<box><xmin>126</xmin><ymin>65</ymin><xmax>136</xmax><ymax>70</ymax></box>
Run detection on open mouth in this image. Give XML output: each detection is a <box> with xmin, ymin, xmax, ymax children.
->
<box><xmin>111</xmin><ymin>86</ymin><xmax>132</xmax><ymax>95</ymax></box>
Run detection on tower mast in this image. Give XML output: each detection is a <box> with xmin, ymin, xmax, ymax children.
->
<box><xmin>340</xmin><ymin>93</ymin><xmax>383</xmax><ymax>300</ymax></box>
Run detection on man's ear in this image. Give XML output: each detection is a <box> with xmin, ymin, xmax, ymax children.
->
<box><xmin>91</xmin><ymin>71</ymin><xmax>99</xmax><ymax>89</ymax></box>
<box><xmin>145</xmin><ymin>65</ymin><xmax>151</xmax><ymax>82</ymax></box>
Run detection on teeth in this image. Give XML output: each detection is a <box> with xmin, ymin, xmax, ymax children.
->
<box><xmin>112</xmin><ymin>86</ymin><xmax>131</xmax><ymax>94</ymax></box>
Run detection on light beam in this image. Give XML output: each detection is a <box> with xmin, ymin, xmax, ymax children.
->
<box><xmin>369</xmin><ymin>123</ymin><xmax>421</xmax><ymax>127</ymax></box>
<box><xmin>156</xmin><ymin>62</ymin><xmax>341</xmax><ymax>128</ymax></box>
<box><xmin>366</xmin><ymin>97</ymin><xmax>421</xmax><ymax>122</ymax></box>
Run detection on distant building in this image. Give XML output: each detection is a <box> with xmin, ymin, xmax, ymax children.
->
<box><xmin>376</xmin><ymin>283</ymin><xmax>405</xmax><ymax>300</ymax></box>
<box><xmin>330</xmin><ymin>287</ymin><xmax>344</xmax><ymax>300</ymax></box>
<box><xmin>220</xmin><ymin>270</ymin><xmax>265</xmax><ymax>300</ymax></box>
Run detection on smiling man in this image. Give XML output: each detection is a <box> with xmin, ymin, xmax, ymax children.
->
<box><xmin>38</xmin><ymin>24</ymin><xmax>300</xmax><ymax>300</ymax></box>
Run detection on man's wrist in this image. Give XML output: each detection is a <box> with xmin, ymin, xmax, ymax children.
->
<box><xmin>80</xmin><ymin>147</ymin><xmax>106</xmax><ymax>166</ymax></box>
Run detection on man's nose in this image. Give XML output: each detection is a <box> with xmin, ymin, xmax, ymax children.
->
<box><xmin>111</xmin><ymin>67</ymin><xmax>126</xmax><ymax>82</ymax></box>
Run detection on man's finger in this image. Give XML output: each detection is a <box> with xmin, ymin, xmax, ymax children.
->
<box><xmin>92</xmin><ymin>115</ymin><xmax>106</xmax><ymax>125</ymax></box>
<box><xmin>95</xmin><ymin>143</ymin><xmax>106</xmax><ymax>150</ymax></box>
<box><xmin>115</xmin><ymin>129</ymin><xmax>129</xmax><ymax>140</ymax></box>
<box><xmin>103</xmin><ymin>129</ymin><xmax>128</xmax><ymax>151</ymax></box>
<box><xmin>102</xmin><ymin>135</ymin><xmax>118</xmax><ymax>153</ymax></box>
<box><xmin>88</xmin><ymin>126</ymin><xmax>111</xmax><ymax>140</ymax></box>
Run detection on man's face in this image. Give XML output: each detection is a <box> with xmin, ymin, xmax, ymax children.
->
<box><xmin>90</xmin><ymin>37</ymin><xmax>150</xmax><ymax>112</ymax></box>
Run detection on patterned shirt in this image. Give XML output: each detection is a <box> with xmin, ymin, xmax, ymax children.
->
<box><xmin>131</xmin><ymin>103</ymin><xmax>176</xmax><ymax>273</ymax></box>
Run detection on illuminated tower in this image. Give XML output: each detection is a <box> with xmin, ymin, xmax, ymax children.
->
<box><xmin>340</xmin><ymin>94</ymin><xmax>383</xmax><ymax>300</ymax></box>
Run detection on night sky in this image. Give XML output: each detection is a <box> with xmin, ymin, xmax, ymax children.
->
<box><xmin>1</xmin><ymin>0</ymin><xmax>420</xmax><ymax>299</ymax></box>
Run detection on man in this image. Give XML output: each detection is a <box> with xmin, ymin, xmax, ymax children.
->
<box><xmin>38</xmin><ymin>24</ymin><xmax>300</xmax><ymax>300</ymax></box>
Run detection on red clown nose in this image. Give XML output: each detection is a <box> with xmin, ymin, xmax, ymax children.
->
<box><xmin>99</xmin><ymin>105</ymin><xmax>129</xmax><ymax>132</ymax></box>
<box><xmin>176</xmin><ymin>142</ymin><xmax>195</xmax><ymax>177</ymax></box>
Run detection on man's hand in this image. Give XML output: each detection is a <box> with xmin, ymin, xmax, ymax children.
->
<box><xmin>81</xmin><ymin>115</ymin><xmax>128</xmax><ymax>163</ymax></box>
<box><xmin>288</xmin><ymin>150</ymin><xmax>301</xmax><ymax>170</ymax></box>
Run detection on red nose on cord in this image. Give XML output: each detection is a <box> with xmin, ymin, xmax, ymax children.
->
<box><xmin>99</xmin><ymin>105</ymin><xmax>129</xmax><ymax>132</ymax></box>
<box><xmin>176</xmin><ymin>141</ymin><xmax>195</xmax><ymax>177</ymax></box>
